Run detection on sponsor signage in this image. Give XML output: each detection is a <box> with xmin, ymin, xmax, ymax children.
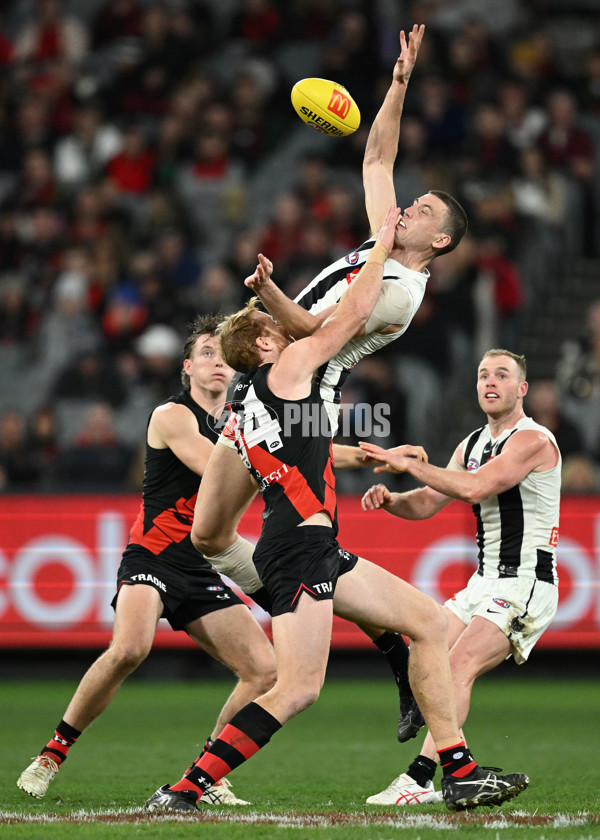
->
<box><xmin>0</xmin><ymin>495</ymin><xmax>598</xmax><ymax>648</ymax></box>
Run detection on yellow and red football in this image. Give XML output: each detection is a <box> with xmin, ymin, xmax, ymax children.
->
<box><xmin>291</xmin><ymin>78</ymin><xmax>360</xmax><ymax>137</ymax></box>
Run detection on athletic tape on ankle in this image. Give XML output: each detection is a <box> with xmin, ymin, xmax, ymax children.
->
<box><xmin>206</xmin><ymin>536</ymin><xmax>262</xmax><ymax>594</ymax></box>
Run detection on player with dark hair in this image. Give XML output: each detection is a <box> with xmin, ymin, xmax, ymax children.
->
<box><xmin>145</xmin><ymin>209</ymin><xmax>529</xmax><ymax>814</ymax></box>
<box><xmin>17</xmin><ymin>315</ymin><xmax>277</xmax><ymax>806</ymax></box>
<box><xmin>360</xmin><ymin>349</ymin><xmax>560</xmax><ymax>805</ymax></box>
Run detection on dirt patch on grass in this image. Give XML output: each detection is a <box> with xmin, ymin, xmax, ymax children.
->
<box><xmin>1</xmin><ymin>809</ymin><xmax>599</xmax><ymax>828</ymax></box>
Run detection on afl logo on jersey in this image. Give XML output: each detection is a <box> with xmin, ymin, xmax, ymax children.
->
<box><xmin>466</xmin><ymin>458</ymin><xmax>479</xmax><ymax>471</ymax></box>
<box><xmin>492</xmin><ymin>597</ymin><xmax>511</xmax><ymax>609</ymax></box>
<box><xmin>345</xmin><ymin>251</ymin><xmax>359</xmax><ymax>265</ymax></box>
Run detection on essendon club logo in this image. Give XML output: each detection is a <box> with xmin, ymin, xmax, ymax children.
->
<box><xmin>328</xmin><ymin>89</ymin><xmax>351</xmax><ymax>120</ymax></box>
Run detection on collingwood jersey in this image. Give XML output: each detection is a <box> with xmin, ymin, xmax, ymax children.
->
<box><xmin>125</xmin><ymin>390</ymin><xmax>215</xmax><ymax>568</ymax></box>
<box><xmin>294</xmin><ymin>238</ymin><xmax>429</xmax><ymax>431</ymax></box>
<box><xmin>460</xmin><ymin>416</ymin><xmax>561</xmax><ymax>584</ymax></box>
<box><xmin>222</xmin><ymin>364</ymin><xmax>337</xmax><ymax>539</ymax></box>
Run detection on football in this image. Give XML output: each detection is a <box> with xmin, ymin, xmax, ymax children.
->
<box><xmin>291</xmin><ymin>78</ymin><xmax>360</xmax><ymax>137</ymax></box>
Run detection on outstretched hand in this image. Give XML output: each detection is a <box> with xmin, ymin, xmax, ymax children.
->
<box><xmin>244</xmin><ymin>253</ymin><xmax>274</xmax><ymax>292</ymax></box>
<box><xmin>358</xmin><ymin>441</ymin><xmax>428</xmax><ymax>474</ymax></box>
<box><xmin>393</xmin><ymin>24</ymin><xmax>425</xmax><ymax>86</ymax></box>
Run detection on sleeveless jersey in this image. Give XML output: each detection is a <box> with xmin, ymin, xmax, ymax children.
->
<box><xmin>460</xmin><ymin>416</ymin><xmax>561</xmax><ymax>584</ymax></box>
<box><xmin>222</xmin><ymin>364</ymin><xmax>337</xmax><ymax>539</ymax></box>
<box><xmin>124</xmin><ymin>390</ymin><xmax>215</xmax><ymax>569</ymax></box>
<box><xmin>294</xmin><ymin>238</ymin><xmax>429</xmax><ymax>429</ymax></box>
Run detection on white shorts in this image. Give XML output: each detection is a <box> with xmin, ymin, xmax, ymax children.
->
<box><xmin>445</xmin><ymin>573</ymin><xmax>558</xmax><ymax>665</ymax></box>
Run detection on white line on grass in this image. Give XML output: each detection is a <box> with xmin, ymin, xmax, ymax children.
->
<box><xmin>0</xmin><ymin>810</ymin><xmax>597</xmax><ymax>828</ymax></box>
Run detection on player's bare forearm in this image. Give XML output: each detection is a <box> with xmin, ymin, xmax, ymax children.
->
<box><xmin>363</xmin><ymin>25</ymin><xmax>424</xmax><ymax>230</ymax></box>
<box><xmin>256</xmin><ymin>282</ymin><xmax>322</xmax><ymax>339</ymax></box>
<box><xmin>362</xmin><ymin>483</ymin><xmax>447</xmax><ymax>519</ymax></box>
<box><xmin>385</xmin><ymin>486</ymin><xmax>441</xmax><ymax>519</ymax></box>
<box><xmin>332</xmin><ymin>444</ymin><xmax>377</xmax><ymax>469</ymax></box>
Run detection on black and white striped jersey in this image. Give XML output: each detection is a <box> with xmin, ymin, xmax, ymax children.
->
<box><xmin>294</xmin><ymin>238</ymin><xmax>429</xmax><ymax>432</ymax></box>
<box><xmin>460</xmin><ymin>416</ymin><xmax>561</xmax><ymax>584</ymax></box>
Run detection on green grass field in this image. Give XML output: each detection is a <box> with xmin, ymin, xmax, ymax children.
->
<box><xmin>1</xmin><ymin>671</ymin><xmax>598</xmax><ymax>839</ymax></box>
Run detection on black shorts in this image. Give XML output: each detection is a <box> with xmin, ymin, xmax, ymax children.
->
<box><xmin>111</xmin><ymin>551</ymin><xmax>244</xmax><ymax>631</ymax></box>
<box><xmin>253</xmin><ymin>525</ymin><xmax>359</xmax><ymax>617</ymax></box>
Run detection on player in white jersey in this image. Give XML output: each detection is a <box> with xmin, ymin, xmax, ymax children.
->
<box><xmin>359</xmin><ymin>349</ymin><xmax>561</xmax><ymax>806</ymax></box>
<box><xmin>245</xmin><ymin>24</ymin><xmax>468</xmax><ymax>434</ymax></box>
<box><xmin>240</xmin><ymin>23</ymin><xmax>467</xmax><ymax>744</ymax></box>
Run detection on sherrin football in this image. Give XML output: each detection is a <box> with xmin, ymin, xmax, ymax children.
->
<box><xmin>291</xmin><ymin>78</ymin><xmax>360</xmax><ymax>137</ymax></box>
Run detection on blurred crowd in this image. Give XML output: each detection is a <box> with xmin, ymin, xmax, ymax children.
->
<box><xmin>1</xmin><ymin>0</ymin><xmax>600</xmax><ymax>494</ymax></box>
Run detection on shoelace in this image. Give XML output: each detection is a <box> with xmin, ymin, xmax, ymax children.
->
<box><xmin>30</xmin><ymin>756</ymin><xmax>59</xmax><ymax>773</ymax></box>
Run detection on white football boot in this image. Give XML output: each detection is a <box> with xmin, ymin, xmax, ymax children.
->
<box><xmin>17</xmin><ymin>756</ymin><xmax>60</xmax><ymax>798</ymax></box>
<box><xmin>366</xmin><ymin>772</ymin><xmax>443</xmax><ymax>805</ymax></box>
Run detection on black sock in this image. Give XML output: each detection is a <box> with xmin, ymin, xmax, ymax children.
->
<box><xmin>373</xmin><ymin>631</ymin><xmax>412</xmax><ymax>698</ymax></box>
<box><xmin>176</xmin><ymin>703</ymin><xmax>282</xmax><ymax>798</ymax></box>
<box><xmin>41</xmin><ymin>719</ymin><xmax>82</xmax><ymax>765</ymax></box>
<box><xmin>407</xmin><ymin>754</ymin><xmax>438</xmax><ymax>787</ymax></box>
<box><xmin>438</xmin><ymin>741</ymin><xmax>477</xmax><ymax>777</ymax></box>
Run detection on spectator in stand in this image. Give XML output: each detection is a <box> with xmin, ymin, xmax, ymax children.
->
<box><xmin>53</xmin><ymin>103</ymin><xmax>122</xmax><ymax>193</ymax></box>
<box><xmin>526</xmin><ymin>379</ymin><xmax>586</xmax><ymax>462</ymax></box>
<box><xmin>556</xmin><ymin>298</ymin><xmax>600</xmax><ymax>456</ymax></box>
<box><xmin>0</xmin><ymin>274</ymin><xmax>38</xmax><ymax>345</ymax></box>
<box><xmin>230</xmin><ymin>0</ymin><xmax>283</xmax><ymax>54</ymax></box>
<box><xmin>68</xmin><ymin>185</ymin><xmax>109</xmax><ymax>246</ymax></box>
<box><xmin>135</xmin><ymin>323</ymin><xmax>183</xmax><ymax>402</ymax></box>
<box><xmin>54</xmin><ymin>402</ymin><xmax>134</xmax><ymax>490</ymax></box>
<box><xmin>51</xmin><ymin>346</ymin><xmax>128</xmax><ymax>410</ymax></box>
<box><xmin>27</xmin><ymin>403</ymin><xmax>59</xmax><ymax>484</ymax></box>
<box><xmin>498</xmin><ymin>79</ymin><xmax>547</xmax><ymax>152</ymax></box>
<box><xmin>90</xmin><ymin>0</ymin><xmax>143</xmax><ymax>51</ymax></box>
<box><xmin>460</xmin><ymin>101</ymin><xmax>517</xmax><ymax>184</ymax></box>
<box><xmin>561</xmin><ymin>453</ymin><xmax>600</xmax><ymax>495</ymax></box>
<box><xmin>9</xmin><ymin>147</ymin><xmax>59</xmax><ymax>210</ymax></box>
<box><xmin>577</xmin><ymin>48</ymin><xmax>600</xmax><ymax>115</ymax></box>
<box><xmin>539</xmin><ymin>89</ymin><xmax>596</xmax><ymax>257</ymax></box>
<box><xmin>106</xmin><ymin>124</ymin><xmax>157</xmax><ymax>196</ymax></box>
<box><xmin>12</xmin><ymin>0</ymin><xmax>88</xmax><ymax>68</ymax></box>
<box><xmin>257</xmin><ymin>192</ymin><xmax>306</xmax><ymax>281</ymax></box>
<box><xmin>188</xmin><ymin>263</ymin><xmax>242</xmax><ymax>317</ymax></box>
<box><xmin>37</xmin><ymin>259</ymin><xmax>101</xmax><ymax>377</ymax></box>
<box><xmin>418</xmin><ymin>74</ymin><xmax>466</xmax><ymax>159</ymax></box>
<box><xmin>0</xmin><ymin>409</ymin><xmax>43</xmax><ymax>491</ymax></box>
<box><xmin>155</xmin><ymin>227</ymin><xmax>201</xmax><ymax>291</ymax></box>
<box><xmin>473</xmin><ymin>233</ymin><xmax>525</xmax><ymax>356</ymax></box>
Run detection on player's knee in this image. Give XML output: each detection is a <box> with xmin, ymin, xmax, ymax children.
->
<box><xmin>107</xmin><ymin>640</ymin><xmax>150</xmax><ymax>673</ymax></box>
<box><xmin>422</xmin><ymin>599</ymin><xmax>449</xmax><ymax>643</ymax></box>
<box><xmin>289</xmin><ymin>679</ymin><xmax>323</xmax><ymax>715</ymax></box>
<box><xmin>238</xmin><ymin>652</ymin><xmax>277</xmax><ymax>694</ymax></box>
<box><xmin>191</xmin><ymin>524</ymin><xmax>227</xmax><ymax>557</ymax></box>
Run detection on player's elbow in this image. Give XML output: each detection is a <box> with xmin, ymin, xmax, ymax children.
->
<box><xmin>461</xmin><ymin>482</ymin><xmax>491</xmax><ymax>506</ymax></box>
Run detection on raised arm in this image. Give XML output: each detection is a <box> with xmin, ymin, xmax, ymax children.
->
<box><xmin>363</xmin><ymin>24</ymin><xmax>425</xmax><ymax>235</ymax></box>
<box><xmin>244</xmin><ymin>254</ymin><xmax>336</xmax><ymax>339</ymax></box>
<box><xmin>271</xmin><ymin>206</ymin><xmax>400</xmax><ymax>389</ymax></box>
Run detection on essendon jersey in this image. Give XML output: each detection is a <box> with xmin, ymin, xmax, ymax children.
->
<box><xmin>124</xmin><ymin>390</ymin><xmax>216</xmax><ymax>568</ymax></box>
<box><xmin>222</xmin><ymin>365</ymin><xmax>337</xmax><ymax>539</ymax></box>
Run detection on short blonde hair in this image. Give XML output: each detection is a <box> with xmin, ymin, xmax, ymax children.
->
<box><xmin>480</xmin><ymin>348</ymin><xmax>527</xmax><ymax>380</ymax></box>
<box><xmin>218</xmin><ymin>297</ymin><xmax>265</xmax><ymax>373</ymax></box>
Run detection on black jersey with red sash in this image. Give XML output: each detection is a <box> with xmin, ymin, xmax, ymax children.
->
<box><xmin>222</xmin><ymin>364</ymin><xmax>337</xmax><ymax>539</ymax></box>
<box><xmin>124</xmin><ymin>390</ymin><xmax>214</xmax><ymax>569</ymax></box>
